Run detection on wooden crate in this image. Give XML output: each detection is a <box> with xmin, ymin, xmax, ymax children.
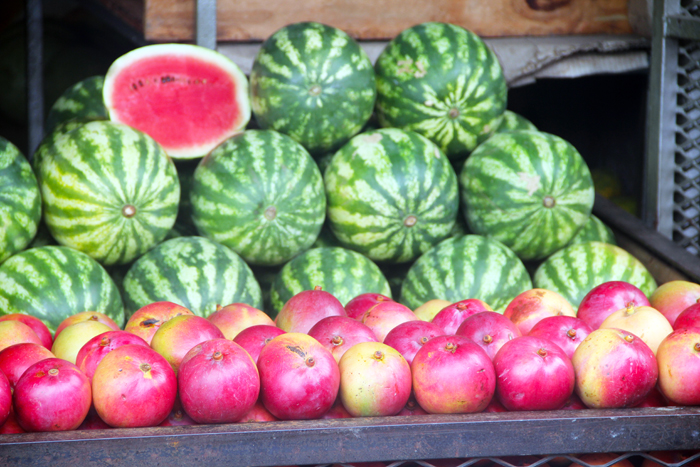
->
<box><xmin>95</xmin><ymin>0</ymin><xmax>633</xmax><ymax>42</ymax></box>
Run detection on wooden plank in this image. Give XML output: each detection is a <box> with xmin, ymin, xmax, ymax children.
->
<box><xmin>138</xmin><ymin>0</ymin><xmax>632</xmax><ymax>42</ymax></box>
<box><xmin>1</xmin><ymin>407</ymin><xmax>700</xmax><ymax>467</ymax></box>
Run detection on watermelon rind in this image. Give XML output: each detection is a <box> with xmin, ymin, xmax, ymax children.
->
<box><xmin>122</xmin><ymin>236</ymin><xmax>262</xmax><ymax>319</ymax></box>
<box><xmin>495</xmin><ymin>110</ymin><xmax>537</xmax><ymax>133</ymax></box>
<box><xmin>270</xmin><ymin>246</ymin><xmax>391</xmax><ymax>316</ymax></box>
<box><xmin>568</xmin><ymin>214</ymin><xmax>616</xmax><ymax>246</ymax></box>
<box><xmin>461</xmin><ymin>130</ymin><xmax>595</xmax><ymax>261</ymax></box>
<box><xmin>374</xmin><ymin>22</ymin><xmax>507</xmax><ymax>159</ymax></box>
<box><xmin>104</xmin><ymin>43</ymin><xmax>250</xmax><ymax>159</ymax></box>
<box><xmin>38</xmin><ymin>120</ymin><xmax>180</xmax><ymax>266</ymax></box>
<box><xmin>0</xmin><ymin>137</ymin><xmax>41</xmax><ymax>264</ymax></box>
<box><xmin>191</xmin><ymin>130</ymin><xmax>326</xmax><ymax>266</ymax></box>
<box><xmin>400</xmin><ymin>234</ymin><xmax>533</xmax><ymax>313</ymax></box>
<box><xmin>325</xmin><ymin>128</ymin><xmax>459</xmax><ymax>263</ymax></box>
<box><xmin>250</xmin><ymin>22</ymin><xmax>376</xmax><ymax>155</ymax></box>
<box><xmin>45</xmin><ymin>75</ymin><xmax>108</xmax><ymax>135</ymax></box>
<box><xmin>0</xmin><ymin>245</ymin><xmax>124</xmax><ymax>333</ymax></box>
<box><xmin>534</xmin><ymin>241</ymin><xmax>657</xmax><ymax>310</ymax></box>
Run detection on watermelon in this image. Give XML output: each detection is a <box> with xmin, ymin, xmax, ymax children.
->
<box><xmin>191</xmin><ymin>130</ymin><xmax>325</xmax><ymax>266</ymax></box>
<box><xmin>461</xmin><ymin>130</ymin><xmax>595</xmax><ymax>261</ymax></box>
<box><xmin>400</xmin><ymin>234</ymin><xmax>532</xmax><ymax>313</ymax></box>
<box><xmin>249</xmin><ymin>264</ymin><xmax>283</xmax><ymax>316</ymax></box>
<box><xmin>31</xmin><ymin>117</ymin><xmax>102</xmax><ymax>177</ymax></box>
<box><xmin>37</xmin><ymin>120</ymin><xmax>180</xmax><ymax>266</ymax></box>
<box><xmin>0</xmin><ymin>137</ymin><xmax>41</xmax><ymax>263</ymax></box>
<box><xmin>103</xmin><ymin>43</ymin><xmax>250</xmax><ymax>159</ymax></box>
<box><xmin>534</xmin><ymin>241</ymin><xmax>657</xmax><ymax>310</ymax></box>
<box><xmin>568</xmin><ymin>215</ymin><xmax>616</xmax><ymax>246</ymax></box>
<box><xmin>45</xmin><ymin>75</ymin><xmax>108</xmax><ymax>134</ymax></box>
<box><xmin>374</xmin><ymin>22</ymin><xmax>507</xmax><ymax>160</ymax></box>
<box><xmin>495</xmin><ymin>110</ymin><xmax>537</xmax><ymax>133</ymax></box>
<box><xmin>325</xmin><ymin>129</ymin><xmax>459</xmax><ymax>263</ymax></box>
<box><xmin>25</xmin><ymin>221</ymin><xmax>57</xmax><ymax>250</ymax></box>
<box><xmin>0</xmin><ymin>246</ymin><xmax>124</xmax><ymax>333</ymax></box>
<box><xmin>122</xmin><ymin>236</ymin><xmax>262</xmax><ymax>318</ymax></box>
<box><xmin>270</xmin><ymin>247</ymin><xmax>391</xmax><ymax>315</ymax></box>
<box><xmin>173</xmin><ymin>158</ymin><xmax>199</xmax><ymax>232</ymax></box>
<box><xmin>250</xmin><ymin>22</ymin><xmax>376</xmax><ymax>155</ymax></box>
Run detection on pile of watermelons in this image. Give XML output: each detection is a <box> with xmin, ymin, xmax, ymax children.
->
<box><xmin>0</xmin><ymin>21</ymin><xmax>656</xmax><ymax>333</ymax></box>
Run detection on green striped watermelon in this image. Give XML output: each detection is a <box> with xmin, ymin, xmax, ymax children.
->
<box><xmin>191</xmin><ymin>130</ymin><xmax>325</xmax><ymax>266</ymax></box>
<box><xmin>534</xmin><ymin>241</ymin><xmax>656</xmax><ymax>309</ymax></box>
<box><xmin>37</xmin><ymin>120</ymin><xmax>180</xmax><ymax>266</ymax></box>
<box><xmin>32</xmin><ymin>118</ymin><xmax>102</xmax><ymax>179</ymax></box>
<box><xmin>45</xmin><ymin>76</ymin><xmax>107</xmax><ymax>134</ymax></box>
<box><xmin>400</xmin><ymin>234</ymin><xmax>532</xmax><ymax>312</ymax></box>
<box><xmin>495</xmin><ymin>110</ymin><xmax>537</xmax><ymax>133</ymax></box>
<box><xmin>325</xmin><ymin>128</ymin><xmax>459</xmax><ymax>263</ymax></box>
<box><xmin>25</xmin><ymin>221</ymin><xmax>57</xmax><ymax>250</ymax></box>
<box><xmin>0</xmin><ymin>137</ymin><xmax>41</xmax><ymax>263</ymax></box>
<box><xmin>270</xmin><ymin>246</ymin><xmax>391</xmax><ymax>315</ymax></box>
<box><xmin>568</xmin><ymin>215</ymin><xmax>616</xmax><ymax>246</ymax></box>
<box><xmin>250</xmin><ymin>22</ymin><xmax>376</xmax><ymax>155</ymax></box>
<box><xmin>312</xmin><ymin>222</ymin><xmax>343</xmax><ymax>249</ymax></box>
<box><xmin>461</xmin><ymin>130</ymin><xmax>595</xmax><ymax>261</ymax></box>
<box><xmin>0</xmin><ymin>246</ymin><xmax>124</xmax><ymax>333</ymax></box>
<box><xmin>374</xmin><ymin>22</ymin><xmax>507</xmax><ymax>160</ymax></box>
<box><xmin>122</xmin><ymin>236</ymin><xmax>262</xmax><ymax>318</ymax></box>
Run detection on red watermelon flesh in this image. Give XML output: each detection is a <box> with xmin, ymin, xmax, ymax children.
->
<box><xmin>104</xmin><ymin>44</ymin><xmax>250</xmax><ymax>159</ymax></box>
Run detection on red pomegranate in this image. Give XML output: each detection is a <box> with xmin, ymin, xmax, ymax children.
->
<box><xmin>307</xmin><ymin>316</ymin><xmax>378</xmax><ymax>362</ymax></box>
<box><xmin>276</xmin><ymin>286</ymin><xmax>347</xmax><ymax>334</ymax></box>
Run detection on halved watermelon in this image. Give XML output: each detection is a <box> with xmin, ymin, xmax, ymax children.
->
<box><xmin>103</xmin><ymin>44</ymin><xmax>250</xmax><ymax>159</ymax></box>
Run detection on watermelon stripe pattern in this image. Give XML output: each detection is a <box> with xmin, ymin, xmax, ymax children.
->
<box><xmin>495</xmin><ymin>110</ymin><xmax>537</xmax><ymax>133</ymax></box>
<box><xmin>0</xmin><ymin>246</ymin><xmax>124</xmax><ymax>333</ymax></box>
<box><xmin>122</xmin><ymin>236</ymin><xmax>262</xmax><ymax>318</ymax></box>
<box><xmin>270</xmin><ymin>247</ymin><xmax>391</xmax><ymax>315</ymax></box>
<box><xmin>191</xmin><ymin>130</ymin><xmax>325</xmax><ymax>266</ymax></box>
<box><xmin>461</xmin><ymin>130</ymin><xmax>595</xmax><ymax>261</ymax></box>
<box><xmin>568</xmin><ymin>215</ymin><xmax>616</xmax><ymax>246</ymax></box>
<box><xmin>400</xmin><ymin>235</ymin><xmax>532</xmax><ymax>313</ymax></box>
<box><xmin>325</xmin><ymin>129</ymin><xmax>458</xmax><ymax>263</ymax></box>
<box><xmin>375</xmin><ymin>22</ymin><xmax>507</xmax><ymax>159</ymax></box>
<box><xmin>534</xmin><ymin>241</ymin><xmax>657</xmax><ymax>309</ymax></box>
<box><xmin>250</xmin><ymin>22</ymin><xmax>376</xmax><ymax>155</ymax></box>
<box><xmin>38</xmin><ymin>121</ymin><xmax>180</xmax><ymax>266</ymax></box>
<box><xmin>0</xmin><ymin>138</ymin><xmax>41</xmax><ymax>263</ymax></box>
<box><xmin>45</xmin><ymin>76</ymin><xmax>107</xmax><ymax>135</ymax></box>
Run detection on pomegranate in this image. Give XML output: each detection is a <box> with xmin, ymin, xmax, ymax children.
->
<box><xmin>76</xmin><ymin>330</ymin><xmax>150</xmax><ymax>383</ymax></box>
<box><xmin>276</xmin><ymin>286</ymin><xmax>346</xmax><ymax>334</ymax></box>
<box><xmin>412</xmin><ymin>335</ymin><xmax>495</xmax><ymax>414</ymax></box>
<box><xmin>413</xmin><ymin>299</ymin><xmax>451</xmax><ymax>321</ymax></box>
<box><xmin>572</xmin><ymin>328</ymin><xmax>658</xmax><ymax>408</ymax></box>
<box><xmin>237</xmin><ymin>400</ymin><xmax>279</xmax><ymax>422</ymax></box>
<box><xmin>656</xmin><ymin>328</ymin><xmax>700</xmax><ymax>405</ymax></box>
<box><xmin>178</xmin><ymin>339</ymin><xmax>259</xmax><ymax>424</ymax></box>
<box><xmin>361</xmin><ymin>300</ymin><xmax>418</xmax><ymax>342</ymax></box>
<box><xmin>599</xmin><ymin>304</ymin><xmax>673</xmax><ymax>355</ymax></box>
<box><xmin>92</xmin><ymin>344</ymin><xmax>177</xmax><ymax>427</ymax></box>
<box><xmin>0</xmin><ymin>314</ymin><xmax>53</xmax><ymax>349</ymax></box>
<box><xmin>77</xmin><ymin>407</ymin><xmax>112</xmax><ymax>430</ymax></box>
<box><xmin>577</xmin><ymin>281</ymin><xmax>650</xmax><ymax>330</ymax></box>
<box><xmin>650</xmin><ymin>280</ymin><xmax>700</xmax><ymax>326</ymax></box>
<box><xmin>307</xmin><ymin>316</ymin><xmax>378</xmax><ymax>363</ymax></box>
<box><xmin>150</xmin><ymin>314</ymin><xmax>224</xmax><ymax>374</ymax></box>
<box><xmin>493</xmin><ymin>336</ymin><xmax>575</xmax><ymax>411</ymax></box>
<box><xmin>54</xmin><ymin>311</ymin><xmax>120</xmax><ymax>340</ymax></box>
<box><xmin>207</xmin><ymin>303</ymin><xmax>274</xmax><ymax>339</ymax></box>
<box><xmin>14</xmin><ymin>358</ymin><xmax>91</xmax><ymax>431</ymax></box>
<box><xmin>397</xmin><ymin>396</ymin><xmax>428</xmax><ymax>416</ymax></box>
<box><xmin>338</xmin><ymin>342</ymin><xmax>411</xmax><ymax>417</ymax></box>
<box><xmin>51</xmin><ymin>320</ymin><xmax>114</xmax><ymax>364</ymax></box>
<box><xmin>527</xmin><ymin>315</ymin><xmax>592</xmax><ymax>359</ymax></box>
<box><xmin>431</xmin><ymin>299</ymin><xmax>492</xmax><ymax>335</ymax></box>
<box><xmin>159</xmin><ymin>396</ymin><xmax>198</xmax><ymax>426</ymax></box>
<box><xmin>124</xmin><ymin>301</ymin><xmax>194</xmax><ymax>345</ymax></box>
<box><xmin>0</xmin><ymin>371</ymin><xmax>10</xmax><ymax>426</ymax></box>
<box><xmin>345</xmin><ymin>293</ymin><xmax>393</xmax><ymax>320</ymax></box>
<box><xmin>0</xmin><ymin>343</ymin><xmax>54</xmax><ymax>389</ymax></box>
<box><xmin>383</xmin><ymin>320</ymin><xmax>444</xmax><ymax>365</ymax></box>
<box><xmin>321</xmin><ymin>398</ymin><xmax>353</xmax><ymax>419</ymax></box>
<box><xmin>0</xmin><ymin>320</ymin><xmax>42</xmax><ymax>352</ymax></box>
<box><xmin>673</xmin><ymin>302</ymin><xmax>700</xmax><ymax>331</ymax></box>
<box><xmin>456</xmin><ymin>311</ymin><xmax>521</xmax><ymax>360</ymax></box>
<box><xmin>233</xmin><ymin>324</ymin><xmax>286</xmax><ymax>363</ymax></box>
<box><xmin>504</xmin><ymin>289</ymin><xmax>576</xmax><ymax>335</ymax></box>
<box><xmin>258</xmin><ymin>333</ymin><xmax>339</xmax><ymax>420</ymax></box>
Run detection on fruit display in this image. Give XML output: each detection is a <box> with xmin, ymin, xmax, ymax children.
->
<box><xmin>44</xmin><ymin>75</ymin><xmax>107</xmax><ymax>134</ymax></box>
<box><xmin>1</xmin><ymin>18</ymin><xmax>699</xmax><ymax>467</ymax></box>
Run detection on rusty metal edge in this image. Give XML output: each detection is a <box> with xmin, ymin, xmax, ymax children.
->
<box><xmin>1</xmin><ymin>407</ymin><xmax>699</xmax><ymax>467</ymax></box>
